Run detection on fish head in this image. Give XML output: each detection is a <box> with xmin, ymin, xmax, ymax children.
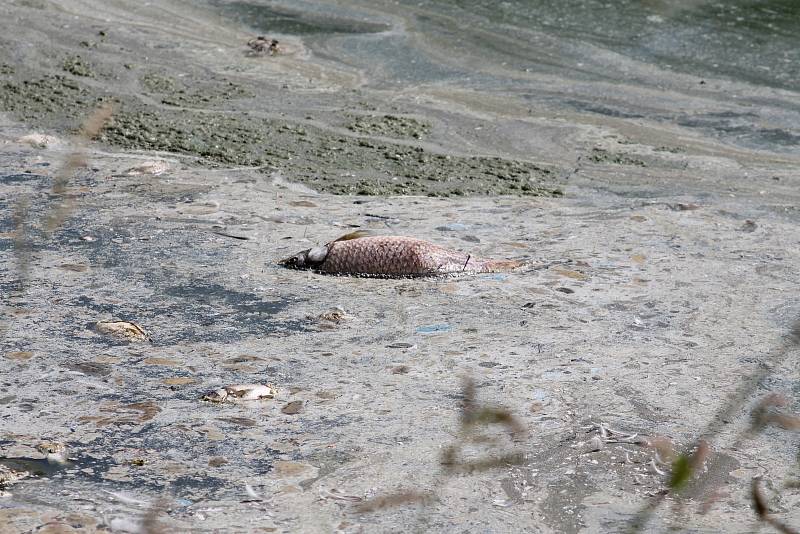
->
<box><xmin>278</xmin><ymin>245</ymin><xmax>329</xmax><ymax>270</ymax></box>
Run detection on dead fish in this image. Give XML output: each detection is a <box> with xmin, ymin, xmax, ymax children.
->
<box><xmin>202</xmin><ymin>384</ymin><xmax>277</xmax><ymax>403</ymax></box>
<box><xmin>278</xmin><ymin>233</ymin><xmax>524</xmax><ymax>278</ymax></box>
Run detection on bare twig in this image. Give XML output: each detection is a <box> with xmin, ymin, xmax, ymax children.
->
<box><xmin>44</xmin><ymin>103</ymin><xmax>113</xmax><ymax>234</ymax></box>
<box><xmin>751</xmin><ymin>477</ymin><xmax>798</xmax><ymax>534</ymax></box>
<box><xmin>355</xmin><ymin>490</ymin><xmax>435</xmax><ymax>513</ymax></box>
<box><xmin>11</xmin><ymin>198</ymin><xmax>31</xmax><ymax>289</ymax></box>
<box><xmin>629</xmin><ymin>319</ymin><xmax>800</xmax><ymax>532</ymax></box>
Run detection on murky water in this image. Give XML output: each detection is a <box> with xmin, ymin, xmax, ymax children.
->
<box><xmin>211</xmin><ymin>0</ymin><xmax>800</xmax><ymax>151</ymax></box>
<box><xmin>219</xmin><ymin>0</ymin><xmax>799</xmax><ymax>90</ymax></box>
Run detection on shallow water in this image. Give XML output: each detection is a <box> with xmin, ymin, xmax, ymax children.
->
<box><xmin>212</xmin><ymin>0</ymin><xmax>800</xmax><ymax>152</ymax></box>
<box><xmin>222</xmin><ymin>0</ymin><xmax>799</xmax><ymax>90</ymax></box>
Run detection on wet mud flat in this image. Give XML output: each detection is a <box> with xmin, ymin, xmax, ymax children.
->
<box><xmin>0</xmin><ymin>0</ymin><xmax>563</xmax><ymax>198</ymax></box>
<box><xmin>1</xmin><ymin>0</ymin><xmax>800</xmax><ymax>532</ymax></box>
<box><xmin>2</xmin><ymin>130</ymin><xmax>800</xmax><ymax>532</ymax></box>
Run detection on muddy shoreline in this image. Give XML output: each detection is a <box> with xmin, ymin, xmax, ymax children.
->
<box><xmin>2</xmin><ymin>0</ymin><xmax>800</xmax><ymax>532</ymax></box>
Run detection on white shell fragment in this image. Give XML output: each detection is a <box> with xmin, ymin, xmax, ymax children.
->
<box><xmin>94</xmin><ymin>320</ymin><xmax>149</xmax><ymax>342</ymax></box>
<box><xmin>202</xmin><ymin>384</ymin><xmax>277</xmax><ymax>403</ymax></box>
<box><xmin>17</xmin><ymin>133</ymin><xmax>61</xmax><ymax>149</ymax></box>
<box><xmin>123</xmin><ymin>160</ymin><xmax>169</xmax><ymax>176</ymax></box>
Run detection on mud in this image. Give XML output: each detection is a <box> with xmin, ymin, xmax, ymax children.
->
<box><xmin>1</xmin><ymin>0</ymin><xmax>800</xmax><ymax>533</ymax></box>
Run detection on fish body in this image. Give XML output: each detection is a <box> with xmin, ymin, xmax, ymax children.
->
<box><xmin>279</xmin><ymin>234</ymin><xmax>523</xmax><ymax>277</ymax></box>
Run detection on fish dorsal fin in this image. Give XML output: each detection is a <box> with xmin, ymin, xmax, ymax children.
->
<box><xmin>332</xmin><ymin>230</ymin><xmax>371</xmax><ymax>243</ymax></box>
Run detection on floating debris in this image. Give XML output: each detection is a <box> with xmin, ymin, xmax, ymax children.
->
<box><xmin>436</xmin><ymin>223</ymin><xmax>469</xmax><ymax>232</ymax></box>
<box><xmin>244</xmin><ymin>483</ymin><xmax>261</xmax><ymax>500</ymax></box>
<box><xmin>17</xmin><ymin>133</ymin><xmax>61</xmax><ymax>148</ymax></box>
<box><xmin>416</xmin><ymin>324</ymin><xmax>451</xmax><ymax>335</ymax></box>
<box><xmin>281</xmin><ymin>400</ymin><xmax>304</xmax><ymax>415</ymax></box>
<box><xmin>0</xmin><ymin>464</ymin><xmax>30</xmax><ymax>496</ymax></box>
<box><xmin>741</xmin><ymin>220</ymin><xmax>758</xmax><ymax>233</ymax></box>
<box><xmin>355</xmin><ymin>490</ymin><xmax>435</xmax><ymax>512</ymax></box>
<box><xmin>122</xmin><ymin>160</ymin><xmax>169</xmax><ymax>176</ymax></box>
<box><xmin>318</xmin><ymin>306</ymin><xmax>347</xmax><ymax>323</ymax></box>
<box><xmin>584</xmin><ymin>436</ymin><xmax>605</xmax><ymax>453</ymax></box>
<box><xmin>311</xmin><ymin>306</ymin><xmax>349</xmax><ymax>329</ymax></box>
<box><xmin>4</xmin><ymin>351</ymin><xmax>33</xmax><ymax>361</ymax></box>
<box><xmin>94</xmin><ymin>320</ymin><xmax>149</xmax><ymax>342</ymax></box>
<box><xmin>202</xmin><ymin>384</ymin><xmax>277</xmax><ymax>403</ymax></box>
<box><xmin>319</xmin><ymin>487</ymin><xmax>363</xmax><ymax>503</ymax></box>
<box><xmin>36</xmin><ymin>441</ymin><xmax>68</xmax><ymax>464</ymax></box>
<box><xmin>386</xmin><ymin>342</ymin><xmax>415</xmax><ymax>349</ymax></box>
<box><xmin>279</xmin><ymin>234</ymin><xmax>524</xmax><ymax>278</ymax></box>
<box><xmin>210</xmin><ymin>226</ymin><xmax>250</xmax><ymax>240</ymax></box>
<box><xmin>247</xmin><ymin>36</ymin><xmax>280</xmax><ymax>56</ymax></box>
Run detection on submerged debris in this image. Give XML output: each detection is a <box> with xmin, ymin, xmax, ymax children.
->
<box><xmin>202</xmin><ymin>384</ymin><xmax>277</xmax><ymax>403</ymax></box>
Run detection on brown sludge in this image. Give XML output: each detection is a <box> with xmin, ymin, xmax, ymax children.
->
<box><xmin>280</xmin><ymin>235</ymin><xmax>523</xmax><ymax>277</ymax></box>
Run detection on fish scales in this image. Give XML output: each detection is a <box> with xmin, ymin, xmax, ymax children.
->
<box><xmin>295</xmin><ymin>236</ymin><xmax>521</xmax><ymax>277</ymax></box>
<box><xmin>278</xmin><ymin>234</ymin><xmax>523</xmax><ymax>277</ymax></box>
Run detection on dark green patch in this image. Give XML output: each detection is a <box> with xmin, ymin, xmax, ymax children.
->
<box><xmin>62</xmin><ymin>56</ymin><xmax>95</xmax><ymax>78</ymax></box>
<box><xmin>0</xmin><ymin>75</ymin><xmax>107</xmax><ymax>126</ymax></box>
<box><xmin>668</xmin><ymin>454</ymin><xmax>692</xmax><ymax>491</ymax></box>
<box><xmin>0</xmin><ymin>74</ymin><xmax>562</xmax><ymax>197</ymax></box>
<box><xmin>99</xmin><ymin>104</ymin><xmax>561</xmax><ymax>196</ymax></box>
<box><xmin>588</xmin><ymin>147</ymin><xmax>646</xmax><ymax>167</ymax></box>
<box><xmin>140</xmin><ymin>72</ymin><xmax>177</xmax><ymax>93</ymax></box>
<box><xmin>653</xmin><ymin>145</ymin><xmax>685</xmax><ymax>154</ymax></box>
<box><xmin>140</xmin><ymin>71</ymin><xmax>253</xmax><ymax>106</ymax></box>
<box><xmin>347</xmin><ymin>114</ymin><xmax>431</xmax><ymax>139</ymax></box>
